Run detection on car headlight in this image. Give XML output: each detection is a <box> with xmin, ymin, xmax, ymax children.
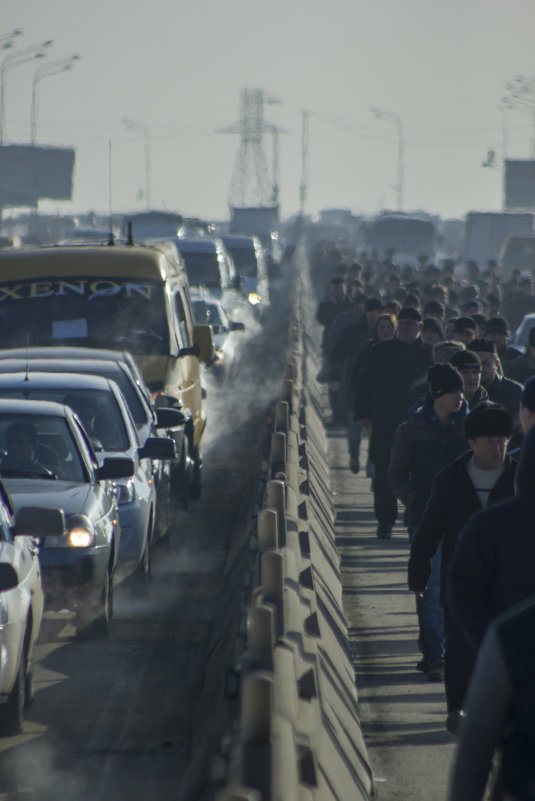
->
<box><xmin>68</xmin><ymin>526</ymin><xmax>94</xmax><ymax>548</ymax></box>
<box><xmin>117</xmin><ymin>478</ymin><xmax>135</xmax><ymax>505</ymax></box>
<box><xmin>248</xmin><ymin>292</ymin><xmax>262</xmax><ymax>306</ymax></box>
<box><xmin>45</xmin><ymin>515</ymin><xmax>94</xmax><ymax>549</ymax></box>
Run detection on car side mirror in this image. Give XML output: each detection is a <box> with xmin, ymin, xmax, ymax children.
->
<box><xmin>138</xmin><ymin>437</ymin><xmax>176</xmax><ymax>460</ymax></box>
<box><xmin>155</xmin><ymin>407</ymin><xmax>187</xmax><ymax>429</ymax></box>
<box><xmin>230</xmin><ymin>321</ymin><xmax>245</xmax><ymax>332</ymax></box>
<box><xmin>97</xmin><ymin>457</ymin><xmax>135</xmax><ymax>480</ymax></box>
<box><xmin>193</xmin><ymin>324</ymin><xmax>215</xmax><ymax>364</ymax></box>
<box><xmin>13</xmin><ymin>506</ymin><xmax>66</xmax><ymax>538</ymax></box>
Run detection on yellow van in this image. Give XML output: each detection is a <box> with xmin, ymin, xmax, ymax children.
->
<box><xmin>0</xmin><ymin>243</ymin><xmax>213</xmax><ymax>498</ymax></box>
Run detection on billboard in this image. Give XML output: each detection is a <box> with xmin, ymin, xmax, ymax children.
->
<box><xmin>0</xmin><ymin>145</ymin><xmax>75</xmax><ymax>207</ymax></box>
<box><xmin>504</xmin><ymin>159</ymin><xmax>535</xmax><ymax>211</ymax></box>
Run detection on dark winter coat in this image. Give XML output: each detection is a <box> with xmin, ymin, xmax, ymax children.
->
<box><xmin>506</xmin><ymin>351</ymin><xmax>535</xmax><ymax>385</ymax></box>
<box><xmin>408</xmin><ymin>451</ymin><xmax>516</xmax><ymax>606</ymax></box>
<box><xmin>447</xmin><ymin>427</ymin><xmax>535</xmax><ymax>649</ymax></box>
<box><xmin>388</xmin><ymin>394</ymin><xmax>469</xmax><ymax>522</ymax></box>
<box><xmin>354</xmin><ymin>336</ymin><xmax>433</xmax><ymax>461</ymax></box>
<box><xmin>485</xmin><ymin>373</ymin><xmax>522</xmax><ymax>417</ymax></box>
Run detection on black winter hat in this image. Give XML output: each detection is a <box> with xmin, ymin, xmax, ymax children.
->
<box><xmin>427</xmin><ymin>363</ymin><xmax>464</xmax><ymax>399</ymax></box>
<box><xmin>454</xmin><ymin>316</ymin><xmax>477</xmax><ymax>333</ymax></box>
<box><xmin>398</xmin><ymin>307</ymin><xmax>422</xmax><ymax>322</ymax></box>
<box><xmin>484</xmin><ymin>316</ymin><xmax>509</xmax><ymax>336</ymax></box>
<box><xmin>450</xmin><ymin>349</ymin><xmax>482</xmax><ymax>372</ymax></box>
<box><xmin>365</xmin><ymin>298</ymin><xmax>383</xmax><ymax>312</ymax></box>
<box><xmin>470</xmin><ymin>338</ymin><xmax>497</xmax><ymax>355</ymax></box>
<box><xmin>464</xmin><ymin>401</ymin><xmax>514</xmax><ymax>440</ymax></box>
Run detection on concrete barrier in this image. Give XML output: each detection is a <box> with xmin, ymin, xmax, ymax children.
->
<box><xmin>179</xmin><ymin>250</ymin><xmax>373</xmax><ymax>801</ymax></box>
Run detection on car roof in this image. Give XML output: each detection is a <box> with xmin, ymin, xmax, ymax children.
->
<box><xmin>0</xmin><ymin>371</ymin><xmax>116</xmax><ymax>392</ymax></box>
<box><xmin>220</xmin><ymin>234</ymin><xmax>261</xmax><ymax>249</ymax></box>
<box><xmin>0</xmin><ymin>397</ymin><xmax>72</xmax><ymax>418</ymax></box>
<box><xmin>0</xmin><ymin>357</ymin><xmax>127</xmax><ymax>378</ymax></box>
<box><xmin>176</xmin><ymin>238</ymin><xmax>224</xmax><ymax>254</ymax></box>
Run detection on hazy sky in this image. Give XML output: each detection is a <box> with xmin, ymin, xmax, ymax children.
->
<box><xmin>2</xmin><ymin>0</ymin><xmax>535</xmax><ymax>222</ymax></box>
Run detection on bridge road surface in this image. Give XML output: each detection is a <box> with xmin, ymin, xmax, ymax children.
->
<box><xmin>327</xmin><ymin>420</ymin><xmax>459</xmax><ymax>801</ymax></box>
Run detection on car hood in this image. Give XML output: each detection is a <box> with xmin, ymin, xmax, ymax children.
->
<box><xmin>3</xmin><ymin>479</ymin><xmax>92</xmax><ymax>515</ymax></box>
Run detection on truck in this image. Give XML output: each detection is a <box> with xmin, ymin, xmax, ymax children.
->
<box><xmin>463</xmin><ymin>211</ymin><xmax>534</xmax><ymax>270</ymax></box>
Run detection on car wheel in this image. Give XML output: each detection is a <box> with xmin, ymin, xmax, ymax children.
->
<box><xmin>78</xmin><ymin>565</ymin><xmax>113</xmax><ymax>638</ymax></box>
<box><xmin>172</xmin><ymin>440</ymin><xmax>191</xmax><ymax>510</ymax></box>
<box><xmin>0</xmin><ymin>656</ymin><xmax>25</xmax><ymax>736</ymax></box>
<box><xmin>190</xmin><ymin>446</ymin><xmax>202</xmax><ymax>500</ymax></box>
<box><xmin>137</xmin><ymin>529</ymin><xmax>152</xmax><ymax>580</ymax></box>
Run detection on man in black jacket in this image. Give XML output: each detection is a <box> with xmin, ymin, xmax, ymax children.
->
<box><xmin>355</xmin><ymin>307</ymin><xmax>433</xmax><ymax>538</ymax></box>
<box><xmin>470</xmin><ymin>339</ymin><xmax>522</xmax><ymax>418</ymax></box>
<box><xmin>408</xmin><ymin>402</ymin><xmax>516</xmax><ymax>732</ymax></box>
<box><xmin>448</xmin><ymin>424</ymin><xmax>535</xmax><ymax>655</ymax></box>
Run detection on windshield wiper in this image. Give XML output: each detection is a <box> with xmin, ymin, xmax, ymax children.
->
<box><xmin>0</xmin><ymin>467</ymin><xmax>57</xmax><ymax>480</ymax></box>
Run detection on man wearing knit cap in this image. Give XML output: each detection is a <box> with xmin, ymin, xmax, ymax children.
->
<box><xmin>408</xmin><ymin>401</ymin><xmax>516</xmax><ymax>733</ymax></box>
<box><xmin>453</xmin><ymin>317</ymin><xmax>477</xmax><ymax>347</ymax></box>
<box><xmin>450</xmin><ymin>349</ymin><xmax>488</xmax><ymax>409</ymax></box>
<box><xmin>483</xmin><ymin>316</ymin><xmax>522</xmax><ymax>369</ymax></box>
<box><xmin>448</xmin><ymin>425</ymin><xmax>535</xmax><ymax>743</ymax></box>
<box><xmin>470</xmin><ymin>339</ymin><xmax>523</xmax><ymax>418</ymax></box>
<box><xmin>355</xmin><ymin>306</ymin><xmax>433</xmax><ymax>538</ymax></box>
<box><xmin>389</xmin><ymin>363</ymin><xmax>468</xmax><ymax>680</ymax></box>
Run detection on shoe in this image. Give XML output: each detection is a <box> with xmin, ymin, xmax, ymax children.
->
<box><xmin>350</xmin><ymin>458</ymin><xmax>360</xmax><ymax>474</ymax></box>
<box><xmin>416</xmin><ymin>658</ymin><xmax>429</xmax><ymax>673</ymax></box>
<box><xmin>376</xmin><ymin>526</ymin><xmax>392</xmax><ymax>539</ymax></box>
<box><xmin>446</xmin><ymin>709</ymin><xmax>466</xmax><ymax>734</ymax></box>
<box><xmin>427</xmin><ymin>660</ymin><xmax>444</xmax><ymax>682</ymax></box>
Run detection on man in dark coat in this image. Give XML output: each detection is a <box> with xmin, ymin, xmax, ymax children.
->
<box><xmin>448</xmin><ymin>425</ymin><xmax>535</xmax><ymax>652</ymax></box>
<box><xmin>355</xmin><ymin>307</ymin><xmax>433</xmax><ymax>538</ymax></box>
<box><xmin>507</xmin><ymin>325</ymin><xmax>535</xmax><ymax>385</ymax></box>
<box><xmin>470</xmin><ymin>339</ymin><xmax>523</xmax><ymax>418</ymax></box>
<box><xmin>483</xmin><ymin>316</ymin><xmax>523</xmax><ymax>370</ymax></box>
<box><xmin>389</xmin><ymin>363</ymin><xmax>469</xmax><ymax>679</ymax></box>
<box><xmin>450</xmin><ymin>349</ymin><xmax>488</xmax><ymax>409</ymax></box>
<box><xmin>408</xmin><ymin>402</ymin><xmax>516</xmax><ymax>732</ymax></box>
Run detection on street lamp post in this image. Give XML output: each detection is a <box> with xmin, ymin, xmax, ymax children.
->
<box><xmin>0</xmin><ymin>39</ymin><xmax>53</xmax><ymax>144</ymax></box>
<box><xmin>31</xmin><ymin>56</ymin><xmax>79</xmax><ymax>144</ymax></box>
<box><xmin>122</xmin><ymin>117</ymin><xmax>151</xmax><ymax>209</ymax></box>
<box><xmin>370</xmin><ymin>105</ymin><xmax>405</xmax><ymax>211</ymax></box>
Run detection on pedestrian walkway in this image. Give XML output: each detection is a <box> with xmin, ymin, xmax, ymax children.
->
<box><xmin>327</xmin><ymin>424</ymin><xmax>457</xmax><ymax>801</ymax></box>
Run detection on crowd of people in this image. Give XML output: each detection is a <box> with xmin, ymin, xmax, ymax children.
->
<box><xmin>311</xmin><ymin>241</ymin><xmax>535</xmax><ymax>801</ymax></box>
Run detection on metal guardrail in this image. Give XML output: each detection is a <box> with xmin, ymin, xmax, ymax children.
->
<box><xmin>179</xmin><ymin>257</ymin><xmax>373</xmax><ymax>801</ymax></box>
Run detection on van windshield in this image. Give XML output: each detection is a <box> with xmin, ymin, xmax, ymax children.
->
<box><xmin>0</xmin><ymin>277</ymin><xmax>170</xmax><ymax>353</ymax></box>
<box><xmin>225</xmin><ymin>248</ymin><xmax>258</xmax><ymax>277</ymax></box>
<box><xmin>179</xmin><ymin>252</ymin><xmax>221</xmax><ymax>289</ymax></box>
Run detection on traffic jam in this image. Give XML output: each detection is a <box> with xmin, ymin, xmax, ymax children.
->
<box><xmin>0</xmin><ymin>216</ymin><xmax>276</xmax><ymax>746</ymax></box>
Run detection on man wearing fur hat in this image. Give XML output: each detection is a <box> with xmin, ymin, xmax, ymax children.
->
<box><xmin>408</xmin><ymin>402</ymin><xmax>516</xmax><ymax>733</ymax></box>
<box><xmin>389</xmin><ymin>363</ymin><xmax>469</xmax><ymax>681</ymax></box>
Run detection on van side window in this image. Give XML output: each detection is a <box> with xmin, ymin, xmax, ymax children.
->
<box><xmin>174</xmin><ymin>292</ymin><xmax>191</xmax><ymax>347</ymax></box>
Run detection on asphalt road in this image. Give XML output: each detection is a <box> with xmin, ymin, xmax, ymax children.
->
<box><xmin>0</xmin><ymin>290</ymin><xmax>288</xmax><ymax>801</ymax></box>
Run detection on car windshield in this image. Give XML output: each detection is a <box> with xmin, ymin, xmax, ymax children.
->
<box><xmin>179</xmin><ymin>252</ymin><xmax>221</xmax><ymax>289</ymax></box>
<box><xmin>0</xmin><ymin>276</ymin><xmax>169</xmax><ymax>354</ymax></box>
<box><xmin>0</xmin><ymin>413</ymin><xmax>87</xmax><ymax>482</ymax></box>
<box><xmin>225</xmin><ymin>248</ymin><xmax>258</xmax><ymax>277</ymax></box>
<box><xmin>192</xmin><ymin>300</ymin><xmax>224</xmax><ymax>327</ymax></box>
<box><xmin>0</xmin><ymin>388</ymin><xmax>129</xmax><ymax>452</ymax></box>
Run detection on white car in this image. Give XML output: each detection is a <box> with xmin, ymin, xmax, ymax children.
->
<box><xmin>514</xmin><ymin>313</ymin><xmax>535</xmax><ymax>352</ymax></box>
<box><xmin>0</xmin><ymin>490</ymin><xmax>64</xmax><ymax>735</ymax></box>
<box><xmin>191</xmin><ymin>294</ymin><xmax>245</xmax><ymax>382</ymax></box>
